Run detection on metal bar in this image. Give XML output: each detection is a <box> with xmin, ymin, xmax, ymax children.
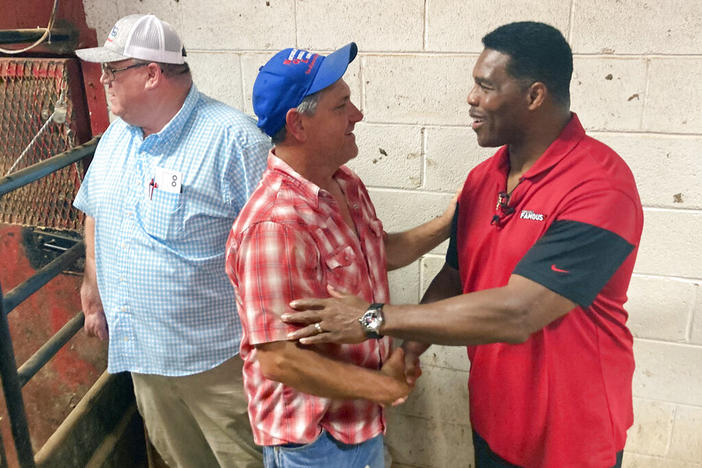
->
<box><xmin>0</xmin><ymin>420</ymin><xmax>8</xmax><ymax>468</ymax></box>
<box><xmin>17</xmin><ymin>312</ymin><xmax>85</xmax><ymax>387</ymax></box>
<box><xmin>0</xmin><ymin>137</ymin><xmax>99</xmax><ymax>197</ymax></box>
<box><xmin>0</xmin><ymin>28</ymin><xmax>74</xmax><ymax>45</ymax></box>
<box><xmin>0</xmin><ymin>288</ymin><xmax>36</xmax><ymax>468</ymax></box>
<box><xmin>3</xmin><ymin>241</ymin><xmax>85</xmax><ymax>314</ymax></box>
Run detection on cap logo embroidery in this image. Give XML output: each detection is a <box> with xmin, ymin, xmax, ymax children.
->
<box><xmin>283</xmin><ymin>49</ymin><xmax>314</xmax><ymax>65</ymax></box>
<box><xmin>519</xmin><ymin>210</ymin><xmax>545</xmax><ymax>221</ymax></box>
<box><xmin>107</xmin><ymin>25</ymin><xmax>118</xmax><ymax>42</ymax></box>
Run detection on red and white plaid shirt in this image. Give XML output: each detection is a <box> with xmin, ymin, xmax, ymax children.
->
<box><xmin>226</xmin><ymin>152</ymin><xmax>391</xmax><ymax>446</ymax></box>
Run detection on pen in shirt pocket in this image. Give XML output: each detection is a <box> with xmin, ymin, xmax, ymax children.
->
<box><xmin>149</xmin><ymin>178</ymin><xmax>158</xmax><ymax>200</ymax></box>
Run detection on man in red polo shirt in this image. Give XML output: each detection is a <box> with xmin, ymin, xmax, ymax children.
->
<box><xmin>226</xmin><ymin>43</ymin><xmax>455</xmax><ymax>468</ymax></box>
<box><xmin>285</xmin><ymin>22</ymin><xmax>643</xmax><ymax>468</ymax></box>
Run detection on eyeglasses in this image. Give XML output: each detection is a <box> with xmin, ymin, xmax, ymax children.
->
<box><xmin>101</xmin><ymin>62</ymin><xmax>148</xmax><ymax>81</ymax></box>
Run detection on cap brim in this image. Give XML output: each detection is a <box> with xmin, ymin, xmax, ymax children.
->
<box><xmin>75</xmin><ymin>46</ymin><xmax>129</xmax><ymax>63</ymax></box>
<box><xmin>307</xmin><ymin>42</ymin><xmax>358</xmax><ymax>95</ymax></box>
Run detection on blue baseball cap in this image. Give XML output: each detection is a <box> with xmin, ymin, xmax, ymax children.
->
<box><xmin>253</xmin><ymin>42</ymin><xmax>358</xmax><ymax>137</ymax></box>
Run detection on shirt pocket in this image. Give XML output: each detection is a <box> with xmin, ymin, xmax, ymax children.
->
<box><xmin>137</xmin><ymin>190</ymin><xmax>185</xmax><ymax>241</ymax></box>
<box><xmin>324</xmin><ymin>244</ymin><xmax>362</xmax><ymax>292</ymax></box>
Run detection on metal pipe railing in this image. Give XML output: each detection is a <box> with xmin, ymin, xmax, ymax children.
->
<box><xmin>0</xmin><ymin>29</ymin><xmax>74</xmax><ymax>45</ymax></box>
<box><xmin>0</xmin><ymin>138</ymin><xmax>97</xmax><ymax>467</ymax></box>
<box><xmin>0</xmin><ymin>289</ymin><xmax>35</xmax><ymax>468</ymax></box>
<box><xmin>3</xmin><ymin>241</ymin><xmax>85</xmax><ymax>314</ymax></box>
<box><xmin>17</xmin><ymin>311</ymin><xmax>85</xmax><ymax>387</ymax></box>
<box><xmin>0</xmin><ymin>137</ymin><xmax>99</xmax><ymax>197</ymax></box>
<box><xmin>0</xmin><ymin>417</ymin><xmax>8</xmax><ymax>468</ymax></box>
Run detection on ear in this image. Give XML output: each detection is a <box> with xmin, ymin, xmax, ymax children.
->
<box><xmin>526</xmin><ymin>81</ymin><xmax>547</xmax><ymax>110</ymax></box>
<box><xmin>284</xmin><ymin>108</ymin><xmax>307</xmax><ymax>142</ymax></box>
<box><xmin>143</xmin><ymin>63</ymin><xmax>162</xmax><ymax>90</ymax></box>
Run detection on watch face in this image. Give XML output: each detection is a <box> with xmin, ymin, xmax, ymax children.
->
<box><xmin>362</xmin><ymin>310</ymin><xmax>381</xmax><ymax>330</ymax></box>
<box><xmin>360</xmin><ymin>304</ymin><xmax>384</xmax><ymax>338</ymax></box>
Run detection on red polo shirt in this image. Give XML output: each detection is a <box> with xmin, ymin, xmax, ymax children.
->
<box><xmin>447</xmin><ymin>114</ymin><xmax>643</xmax><ymax>467</ymax></box>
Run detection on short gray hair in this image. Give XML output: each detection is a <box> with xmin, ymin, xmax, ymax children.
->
<box><xmin>271</xmin><ymin>91</ymin><xmax>322</xmax><ymax>144</ymax></box>
<box><xmin>134</xmin><ymin>59</ymin><xmax>191</xmax><ymax>79</ymax></box>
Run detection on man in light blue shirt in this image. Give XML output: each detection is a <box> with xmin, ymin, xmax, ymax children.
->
<box><xmin>74</xmin><ymin>14</ymin><xmax>269</xmax><ymax>467</ymax></box>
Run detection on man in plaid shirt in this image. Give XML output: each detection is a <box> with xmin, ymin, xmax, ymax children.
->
<box><xmin>225</xmin><ymin>43</ymin><xmax>455</xmax><ymax>468</ymax></box>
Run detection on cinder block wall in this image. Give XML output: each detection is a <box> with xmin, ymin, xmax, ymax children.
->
<box><xmin>83</xmin><ymin>1</ymin><xmax>702</xmax><ymax>467</ymax></box>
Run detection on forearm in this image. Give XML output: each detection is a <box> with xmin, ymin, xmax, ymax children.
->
<box><xmin>81</xmin><ymin>216</ymin><xmax>102</xmax><ymax>307</ymax></box>
<box><xmin>81</xmin><ymin>216</ymin><xmax>107</xmax><ymax>339</ymax></box>
<box><xmin>256</xmin><ymin>341</ymin><xmax>404</xmax><ymax>405</ymax></box>
<box><xmin>383</xmin><ymin>275</ymin><xmax>576</xmax><ymax>345</ymax></box>
<box><xmin>385</xmin><ymin>215</ymin><xmax>452</xmax><ymax>271</ymax></box>
<box><xmin>400</xmin><ymin>263</ymin><xmax>463</xmax><ymax>356</ymax></box>
<box><xmin>383</xmin><ymin>287</ymin><xmax>528</xmax><ymax>345</ymax></box>
<box><xmin>82</xmin><ymin>216</ymin><xmax>98</xmax><ymax>290</ymax></box>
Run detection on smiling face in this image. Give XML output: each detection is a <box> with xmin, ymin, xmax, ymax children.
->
<box><xmin>467</xmin><ymin>48</ymin><xmax>531</xmax><ymax>148</ymax></box>
<box><xmin>301</xmin><ymin>79</ymin><xmax>364</xmax><ymax>166</ymax></box>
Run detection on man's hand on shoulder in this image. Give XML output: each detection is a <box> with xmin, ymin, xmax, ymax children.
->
<box><xmin>284</xmin><ymin>285</ymin><xmax>368</xmax><ymax>344</ymax></box>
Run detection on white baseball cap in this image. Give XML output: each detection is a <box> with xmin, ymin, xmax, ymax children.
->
<box><xmin>75</xmin><ymin>14</ymin><xmax>185</xmax><ymax>64</ymax></box>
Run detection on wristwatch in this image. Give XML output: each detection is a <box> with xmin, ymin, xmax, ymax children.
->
<box><xmin>359</xmin><ymin>303</ymin><xmax>385</xmax><ymax>339</ymax></box>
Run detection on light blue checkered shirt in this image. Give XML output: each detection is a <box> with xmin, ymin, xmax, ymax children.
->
<box><xmin>74</xmin><ymin>85</ymin><xmax>270</xmax><ymax>376</ymax></box>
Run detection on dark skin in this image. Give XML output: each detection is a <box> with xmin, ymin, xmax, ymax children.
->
<box><xmin>282</xmin><ymin>48</ymin><xmax>576</xmax><ymax>382</ymax></box>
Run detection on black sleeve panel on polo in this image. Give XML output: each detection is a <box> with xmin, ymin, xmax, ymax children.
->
<box><xmin>513</xmin><ymin>220</ymin><xmax>634</xmax><ymax>308</ymax></box>
<box><xmin>445</xmin><ymin>203</ymin><xmax>459</xmax><ymax>270</ymax></box>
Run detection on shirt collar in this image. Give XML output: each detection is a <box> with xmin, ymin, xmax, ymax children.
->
<box><xmin>128</xmin><ymin>84</ymin><xmax>200</xmax><ymax>152</ymax></box>
<box><xmin>266</xmin><ymin>151</ymin><xmax>357</xmax><ymax>208</ymax></box>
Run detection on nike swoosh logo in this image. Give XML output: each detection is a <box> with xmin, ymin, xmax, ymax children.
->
<box><xmin>551</xmin><ymin>264</ymin><xmax>569</xmax><ymax>274</ymax></box>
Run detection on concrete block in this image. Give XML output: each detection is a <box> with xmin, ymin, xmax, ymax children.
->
<box><xmin>626</xmin><ymin>398</ymin><xmax>675</xmax><ymax>456</ymax></box>
<box><xmin>571</xmin><ymin>0</ymin><xmax>702</xmax><ymax>55</ymax></box>
<box><xmin>82</xmin><ymin>0</ymin><xmax>119</xmax><ymax>44</ymax></box>
<box><xmin>240</xmin><ymin>53</ymin><xmax>361</xmax><ymax>118</ymax></box>
<box><xmin>634</xmin><ymin>210</ymin><xmax>702</xmax><ymax>279</ymax></box>
<box><xmin>625</xmin><ymin>276</ymin><xmax>694</xmax><ymax>342</ymax></box>
<box><xmin>669</xmin><ymin>405</ymin><xmax>702</xmax><ymax>462</ymax></box>
<box><xmin>115</xmin><ymin>0</ymin><xmax>182</xmax><ymax>32</ymax></box>
<box><xmin>347</xmin><ymin>124</ymin><xmax>423</xmax><ymax>189</ymax></box>
<box><xmin>296</xmin><ymin>0</ymin><xmax>424</xmax><ymax>52</ymax></box>
<box><xmin>595</xmin><ymin>133</ymin><xmax>702</xmax><ymax>210</ymax></box>
<box><xmin>643</xmin><ymin>59</ymin><xmax>702</xmax><ymax>134</ymax></box>
<box><xmin>188</xmin><ymin>52</ymin><xmax>244</xmax><ymax>110</ymax></box>
<box><xmin>632</xmin><ymin>340</ymin><xmax>702</xmax><ymax>406</ymax></box>
<box><xmin>692</xmin><ymin>290</ymin><xmax>702</xmax><ymax>345</ymax></box>
<box><xmin>420</xmin><ymin>255</ymin><xmax>445</xmax><ymax>297</ymax></box>
<box><xmin>420</xmin><ymin>344</ymin><xmax>471</xmax><ymax>373</ymax></box>
<box><xmin>386</xmin><ymin>412</ymin><xmax>474</xmax><ymax>468</ymax></box>
<box><xmin>394</xmin><ymin>365</ymin><xmax>470</xmax><ymax>425</ymax></box>
<box><xmin>426</xmin><ymin>0</ymin><xmax>570</xmax><ymax>52</ymax></box>
<box><xmin>623</xmin><ymin>453</ymin><xmax>702</xmax><ymax>468</ymax></box>
<box><xmin>389</xmin><ymin>261</ymin><xmax>420</xmax><ymax>305</ymax></box>
<box><xmin>424</xmin><ymin>126</ymin><xmax>493</xmax><ymax>194</ymax></box>
<box><xmin>571</xmin><ymin>57</ymin><xmax>647</xmax><ymax>132</ymax></box>
<box><xmin>368</xmin><ymin>189</ymin><xmax>453</xmax><ymax>254</ymax></box>
<box><xmin>180</xmin><ymin>0</ymin><xmax>295</xmax><ymax>50</ymax></box>
<box><xmin>363</xmin><ymin>55</ymin><xmax>475</xmax><ymax>125</ymax></box>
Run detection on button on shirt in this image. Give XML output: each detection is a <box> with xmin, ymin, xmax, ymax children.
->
<box><xmin>226</xmin><ymin>153</ymin><xmax>390</xmax><ymax>446</ymax></box>
<box><xmin>74</xmin><ymin>85</ymin><xmax>269</xmax><ymax>376</ymax></box>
